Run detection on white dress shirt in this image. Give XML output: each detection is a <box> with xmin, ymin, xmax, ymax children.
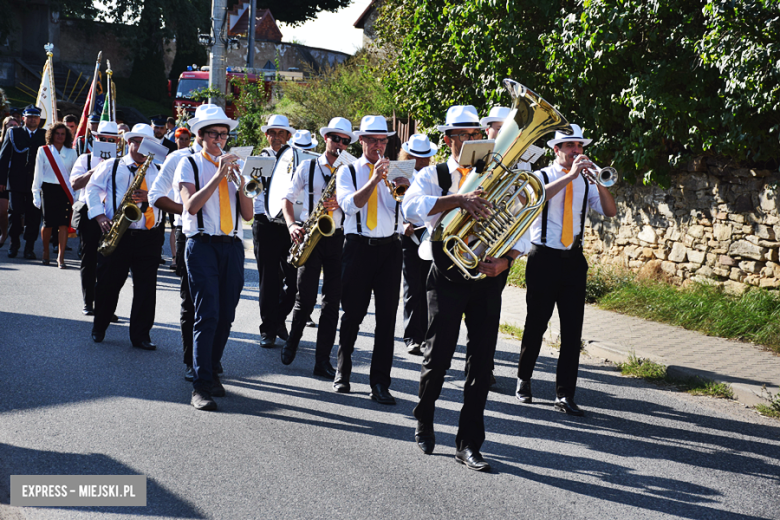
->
<box><xmin>174</xmin><ymin>150</ymin><xmax>242</xmax><ymax>238</ymax></box>
<box><xmin>336</xmin><ymin>155</ymin><xmax>403</xmax><ymax>238</ymax></box>
<box><xmin>149</xmin><ymin>142</ymin><xmax>203</xmax><ymax>227</ymax></box>
<box><xmin>528</xmin><ymin>162</ymin><xmax>605</xmax><ymax>250</ymax></box>
<box><xmin>284</xmin><ymin>154</ymin><xmax>343</xmax><ymax>227</ymax></box>
<box><xmin>85</xmin><ymin>155</ymin><xmax>160</xmax><ymax>229</ymax></box>
<box><xmin>32</xmin><ymin>145</ymin><xmax>77</xmax><ymax>198</ymax></box>
<box><xmin>403</xmin><ymin>156</ymin><xmax>530</xmax><ymax>255</ymax></box>
<box><xmin>70</xmin><ymin>153</ymin><xmax>103</xmax><ymax>204</ymax></box>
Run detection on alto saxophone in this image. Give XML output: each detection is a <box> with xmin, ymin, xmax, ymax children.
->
<box><xmin>98</xmin><ymin>155</ymin><xmax>154</xmax><ymax>256</ymax></box>
<box><xmin>287</xmin><ymin>165</ymin><xmax>338</xmax><ymax>268</ymax></box>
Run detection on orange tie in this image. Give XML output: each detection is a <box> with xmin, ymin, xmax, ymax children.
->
<box><xmin>140</xmin><ymin>177</ymin><xmax>155</xmax><ymax>230</ymax></box>
<box><xmin>366</xmin><ymin>164</ymin><xmax>378</xmax><ymax>230</ymax></box>
<box><xmin>457</xmin><ymin>167</ymin><xmax>470</xmax><ymax>190</ymax></box>
<box><xmin>202</xmin><ymin>152</ymin><xmax>233</xmax><ymax>235</ymax></box>
<box><xmin>326</xmin><ymin>164</ymin><xmax>335</xmax><ymax>218</ymax></box>
<box><xmin>561</xmin><ymin>168</ymin><xmax>574</xmax><ymax>247</ymax></box>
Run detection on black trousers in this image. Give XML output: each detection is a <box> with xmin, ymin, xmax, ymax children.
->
<box><xmin>176</xmin><ymin>226</ymin><xmax>194</xmax><ymax>366</ymax></box>
<box><xmin>414</xmin><ymin>265</ymin><xmax>508</xmax><ymax>452</ymax></box>
<box><xmin>8</xmin><ymin>190</ymin><xmax>41</xmax><ymax>250</ymax></box>
<box><xmin>78</xmin><ymin>212</ymin><xmax>101</xmax><ymax>308</ymax></box>
<box><xmin>401</xmin><ymin>233</ymin><xmax>431</xmax><ymax>347</ymax></box>
<box><xmin>252</xmin><ymin>214</ymin><xmax>298</xmax><ymax>336</ymax></box>
<box><xmin>337</xmin><ymin>235</ymin><xmax>402</xmax><ymax>388</ymax></box>
<box><xmin>289</xmin><ymin>231</ymin><xmax>344</xmax><ymax>363</ymax></box>
<box><xmin>93</xmin><ymin>228</ymin><xmax>163</xmax><ymax>344</ymax></box>
<box><xmin>518</xmin><ymin>245</ymin><xmax>589</xmax><ymax>399</ymax></box>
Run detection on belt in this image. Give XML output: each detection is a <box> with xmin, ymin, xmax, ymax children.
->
<box><xmin>191</xmin><ymin>233</ymin><xmax>241</xmax><ymax>243</ymax></box>
<box><xmin>531</xmin><ymin>243</ymin><xmax>583</xmax><ymax>258</ymax></box>
<box><xmin>126</xmin><ymin>228</ymin><xmax>154</xmax><ymax>236</ymax></box>
<box><xmin>347</xmin><ymin>233</ymin><xmax>399</xmax><ymax>246</ymax></box>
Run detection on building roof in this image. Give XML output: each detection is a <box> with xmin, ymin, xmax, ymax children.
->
<box><xmin>354</xmin><ymin>0</ymin><xmax>377</xmax><ymax>29</ymax></box>
<box><xmin>228</xmin><ymin>3</ymin><xmax>283</xmax><ymax>42</ymax></box>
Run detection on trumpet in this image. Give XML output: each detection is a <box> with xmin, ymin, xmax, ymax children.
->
<box><xmin>576</xmin><ymin>155</ymin><xmax>618</xmax><ymax>187</ymax></box>
<box><xmin>219</xmin><ymin>144</ymin><xmax>260</xmax><ymax>198</ymax></box>
<box><xmin>378</xmin><ymin>154</ymin><xmax>407</xmax><ymax>202</ymax></box>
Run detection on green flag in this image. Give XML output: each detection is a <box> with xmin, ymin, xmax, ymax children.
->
<box><xmin>100</xmin><ymin>94</ymin><xmax>110</xmax><ymax>122</ymax></box>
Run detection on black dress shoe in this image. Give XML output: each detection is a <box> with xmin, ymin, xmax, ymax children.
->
<box><xmin>211</xmin><ymin>375</ymin><xmax>226</xmax><ymax>397</ymax></box>
<box><xmin>277</xmin><ymin>323</ymin><xmax>289</xmax><ymax>341</ymax></box>
<box><xmin>415</xmin><ymin>422</ymin><xmax>435</xmax><ymax>455</ymax></box>
<box><xmin>184</xmin><ymin>365</ymin><xmax>195</xmax><ymax>382</ymax></box>
<box><xmin>554</xmin><ymin>397</ymin><xmax>585</xmax><ymax>416</ymax></box>
<box><xmin>455</xmin><ymin>447</ymin><xmax>491</xmax><ymax>472</ymax></box>
<box><xmin>191</xmin><ymin>389</ymin><xmax>217</xmax><ymax>411</ymax></box>
<box><xmin>260</xmin><ymin>334</ymin><xmax>276</xmax><ymax>348</ymax></box>
<box><xmin>7</xmin><ymin>247</ymin><xmax>18</xmax><ymax>258</ymax></box>
<box><xmin>516</xmin><ymin>379</ymin><xmax>532</xmax><ymax>403</ymax></box>
<box><xmin>370</xmin><ymin>383</ymin><xmax>396</xmax><ymax>405</ymax></box>
<box><xmin>91</xmin><ymin>329</ymin><xmax>104</xmax><ymax>343</ymax></box>
<box><xmin>82</xmin><ymin>304</ymin><xmax>94</xmax><ymax>316</ymax></box>
<box><xmin>215</xmin><ymin>361</ymin><xmax>223</xmax><ymax>375</ymax></box>
<box><xmin>132</xmin><ymin>340</ymin><xmax>157</xmax><ymax>351</ymax></box>
<box><xmin>333</xmin><ymin>374</ymin><xmax>350</xmax><ymax>393</ymax></box>
<box><xmin>280</xmin><ymin>340</ymin><xmax>298</xmax><ymax>365</ymax></box>
<box><xmin>110</xmin><ymin>314</ymin><xmax>119</xmax><ymax>323</ymax></box>
<box><xmin>313</xmin><ymin>360</ymin><xmax>336</xmax><ymax>379</ymax></box>
<box><xmin>23</xmin><ymin>250</ymin><xmax>36</xmax><ymax>260</ymax></box>
<box><xmin>406</xmin><ymin>343</ymin><xmax>423</xmax><ymax>356</ymax></box>
<box><xmin>305</xmin><ymin>319</ymin><xmax>316</xmax><ymax>328</ymax></box>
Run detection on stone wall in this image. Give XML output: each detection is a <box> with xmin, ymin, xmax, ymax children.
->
<box><xmin>227</xmin><ymin>41</ymin><xmax>350</xmax><ymax>73</ymax></box>
<box><xmin>584</xmin><ymin>158</ymin><xmax>780</xmax><ymax>293</ymax></box>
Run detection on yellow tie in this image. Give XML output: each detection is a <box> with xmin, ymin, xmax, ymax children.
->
<box><xmin>366</xmin><ymin>164</ymin><xmax>378</xmax><ymax>230</ymax></box>
<box><xmin>140</xmin><ymin>178</ymin><xmax>155</xmax><ymax>230</ymax></box>
<box><xmin>202</xmin><ymin>152</ymin><xmax>233</xmax><ymax>235</ymax></box>
<box><xmin>326</xmin><ymin>164</ymin><xmax>335</xmax><ymax>218</ymax></box>
<box><xmin>457</xmin><ymin>167</ymin><xmax>470</xmax><ymax>190</ymax></box>
<box><xmin>561</xmin><ymin>168</ymin><xmax>574</xmax><ymax>247</ymax></box>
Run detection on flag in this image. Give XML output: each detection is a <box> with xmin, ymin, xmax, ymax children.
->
<box><xmin>100</xmin><ymin>94</ymin><xmax>110</xmax><ymax>122</ymax></box>
<box><xmin>74</xmin><ymin>52</ymin><xmax>102</xmax><ymax>149</ymax></box>
<box><xmin>36</xmin><ymin>44</ymin><xmax>58</xmax><ymax>128</ymax></box>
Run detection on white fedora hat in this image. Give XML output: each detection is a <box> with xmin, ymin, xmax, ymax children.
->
<box><xmin>123</xmin><ymin>123</ymin><xmax>156</xmax><ymax>141</ymax></box>
<box><xmin>319</xmin><ymin>117</ymin><xmax>356</xmax><ymax>144</ymax></box>
<box><xmin>401</xmin><ymin>134</ymin><xmax>438</xmax><ymax>158</ymax></box>
<box><xmin>290</xmin><ymin>129</ymin><xmax>318</xmax><ymax>150</ymax></box>
<box><xmin>354</xmin><ymin>115</ymin><xmax>395</xmax><ymax>137</ymax></box>
<box><xmin>437</xmin><ymin>105</ymin><xmax>486</xmax><ymax>133</ymax></box>
<box><xmin>187</xmin><ymin>103</ymin><xmax>219</xmax><ymax>130</ymax></box>
<box><xmin>480</xmin><ymin>106</ymin><xmax>511</xmax><ymax>126</ymax></box>
<box><xmin>190</xmin><ymin>105</ymin><xmax>238</xmax><ymax>134</ymax></box>
<box><xmin>546</xmin><ymin>124</ymin><xmax>591</xmax><ymax>149</ymax></box>
<box><xmin>261</xmin><ymin>114</ymin><xmax>295</xmax><ymax>135</ymax></box>
<box><xmin>95</xmin><ymin>121</ymin><xmax>119</xmax><ymax>136</ymax></box>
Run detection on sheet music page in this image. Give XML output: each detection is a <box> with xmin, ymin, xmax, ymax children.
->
<box><xmin>387</xmin><ymin>160</ymin><xmax>416</xmax><ymax>181</ymax></box>
<box><xmin>229</xmin><ymin>146</ymin><xmax>255</xmax><ymax>161</ymax></box>
<box><xmin>520</xmin><ymin>144</ymin><xmax>545</xmax><ymax>165</ymax></box>
<box><xmin>333</xmin><ymin>150</ymin><xmax>358</xmax><ymax>168</ymax></box>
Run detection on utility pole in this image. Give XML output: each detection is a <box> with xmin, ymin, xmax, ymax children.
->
<box><xmin>247</xmin><ymin>0</ymin><xmax>256</xmax><ymax>69</ymax></box>
<box><xmin>208</xmin><ymin>0</ymin><xmax>227</xmax><ymax>109</ymax></box>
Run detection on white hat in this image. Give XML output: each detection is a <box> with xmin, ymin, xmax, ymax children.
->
<box><xmin>546</xmin><ymin>124</ymin><xmax>591</xmax><ymax>149</ymax></box>
<box><xmin>437</xmin><ymin>105</ymin><xmax>486</xmax><ymax>132</ymax></box>
<box><xmin>401</xmin><ymin>134</ymin><xmax>438</xmax><ymax>158</ymax></box>
<box><xmin>261</xmin><ymin>114</ymin><xmax>295</xmax><ymax>135</ymax></box>
<box><xmin>123</xmin><ymin>123</ymin><xmax>156</xmax><ymax>141</ymax></box>
<box><xmin>190</xmin><ymin>105</ymin><xmax>238</xmax><ymax>134</ymax></box>
<box><xmin>480</xmin><ymin>106</ymin><xmax>511</xmax><ymax>126</ymax></box>
<box><xmin>290</xmin><ymin>129</ymin><xmax>317</xmax><ymax>150</ymax></box>
<box><xmin>95</xmin><ymin>121</ymin><xmax>118</xmax><ymax>136</ymax></box>
<box><xmin>319</xmin><ymin>117</ymin><xmax>356</xmax><ymax>144</ymax></box>
<box><xmin>187</xmin><ymin>103</ymin><xmax>219</xmax><ymax>130</ymax></box>
<box><xmin>354</xmin><ymin>115</ymin><xmax>395</xmax><ymax>137</ymax></box>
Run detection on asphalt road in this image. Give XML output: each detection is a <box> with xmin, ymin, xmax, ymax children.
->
<box><xmin>0</xmin><ymin>230</ymin><xmax>779</xmax><ymax>520</ymax></box>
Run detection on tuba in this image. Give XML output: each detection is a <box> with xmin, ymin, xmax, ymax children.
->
<box><xmin>430</xmin><ymin>79</ymin><xmax>572</xmax><ymax>281</ymax></box>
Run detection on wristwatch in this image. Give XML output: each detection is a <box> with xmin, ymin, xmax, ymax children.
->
<box><xmin>502</xmin><ymin>254</ymin><xmax>515</xmax><ymax>270</ymax></box>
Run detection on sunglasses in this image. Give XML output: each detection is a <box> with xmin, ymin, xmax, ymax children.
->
<box><xmin>327</xmin><ymin>134</ymin><xmax>351</xmax><ymax>145</ymax></box>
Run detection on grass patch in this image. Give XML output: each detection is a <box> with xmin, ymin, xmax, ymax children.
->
<box><xmin>498</xmin><ymin>323</ymin><xmax>523</xmax><ymax>340</ymax></box>
<box><xmin>507</xmin><ymin>257</ymin><xmax>527</xmax><ymax>287</ymax></box>
<box><xmin>755</xmin><ymin>388</ymin><xmax>780</xmax><ymax>419</ymax></box>
<box><xmin>617</xmin><ymin>353</ymin><xmax>734</xmax><ymax>399</ymax></box>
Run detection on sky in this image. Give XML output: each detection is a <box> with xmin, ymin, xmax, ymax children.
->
<box><xmin>278</xmin><ymin>0</ymin><xmax>373</xmax><ymax>55</ymax></box>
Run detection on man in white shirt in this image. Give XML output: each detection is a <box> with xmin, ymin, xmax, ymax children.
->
<box><xmin>280</xmin><ymin>119</ymin><xmax>354</xmax><ymax>378</ymax></box>
<box><xmin>333</xmin><ymin>115</ymin><xmax>410</xmax><ymax>404</ymax></box>
<box><xmin>174</xmin><ymin>106</ymin><xmax>254</xmax><ymax>411</ymax></box>
<box><xmin>402</xmin><ymin>105</ymin><xmax>528</xmax><ymax>472</ymax></box>
<box><xmin>515</xmin><ymin>125</ymin><xmax>616</xmax><ymax>417</ymax></box>
<box><xmin>86</xmin><ymin>124</ymin><xmax>163</xmax><ymax>350</ymax></box>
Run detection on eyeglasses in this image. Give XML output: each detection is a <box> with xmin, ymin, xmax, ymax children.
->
<box><xmin>266</xmin><ymin>129</ymin><xmax>287</xmax><ymax>138</ymax></box>
<box><xmin>451</xmin><ymin>131</ymin><xmax>483</xmax><ymax>141</ymax></box>
<box><xmin>363</xmin><ymin>137</ymin><xmax>388</xmax><ymax>145</ymax></box>
<box><xmin>327</xmin><ymin>134</ymin><xmax>351</xmax><ymax>145</ymax></box>
<box><xmin>204</xmin><ymin>130</ymin><xmax>230</xmax><ymax>140</ymax></box>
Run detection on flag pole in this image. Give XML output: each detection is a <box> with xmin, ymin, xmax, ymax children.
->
<box><xmin>74</xmin><ymin>51</ymin><xmax>102</xmax><ymax>149</ymax></box>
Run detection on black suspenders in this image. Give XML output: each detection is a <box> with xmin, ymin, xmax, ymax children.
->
<box><xmin>187</xmin><ymin>156</ymin><xmax>205</xmax><ymax>232</ymax></box>
<box><xmin>308</xmin><ymin>159</ymin><xmax>317</xmax><ymax>216</ymax></box>
<box><xmin>111</xmin><ymin>158</ymin><xmax>121</xmax><ymax>215</ymax></box>
<box><xmin>348</xmin><ymin>164</ymin><xmax>399</xmax><ymax>235</ymax></box>
<box><xmin>539</xmin><ymin>168</ymin><xmax>589</xmax><ymax>247</ymax></box>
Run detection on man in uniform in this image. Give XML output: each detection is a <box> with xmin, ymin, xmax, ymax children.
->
<box><xmin>280</xmin><ymin>118</ymin><xmax>355</xmax><ymax>378</ymax></box>
<box><xmin>253</xmin><ymin>114</ymin><xmax>297</xmax><ymax>347</ymax></box>
<box><xmin>0</xmin><ymin>106</ymin><xmax>46</xmax><ymax>259</ymax></box>
<box><xmin>86</xmin><ymin>124</ymin><xmax>165</xmax><ymax>350</ymax></box>
<box><xmin>151</xmin><ymin>116</ymin><xmax>177</xmax><ymax>155</ymax></box>
<box><xmin>515</xmin><ymin>125</ymin><xmax>616</xmax><ymax>416</ymax></box>
<box><xmin>333</xmin><ymin>115</ymin><xmax>409</xmax><ymax>404</ymax></box>
<box><xmin>403</xmin><ymin>105</ymin><xmax>529</xmax><ymax>472</ymax></box>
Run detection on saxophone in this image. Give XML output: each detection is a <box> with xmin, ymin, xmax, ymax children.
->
<box><xmin>97</xmin><ymin>155</ymin><xmax>154</xmax><ymax>256</ymax></box>
<box><xmin>287</xmin><ymin>170</ymin><xmax>337</xmax><ymax>268</ymax></box>
<box><xmin>430</xmin><ymin>78</ymin><xmax>573</xmax><ymax>281</ymax></box>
